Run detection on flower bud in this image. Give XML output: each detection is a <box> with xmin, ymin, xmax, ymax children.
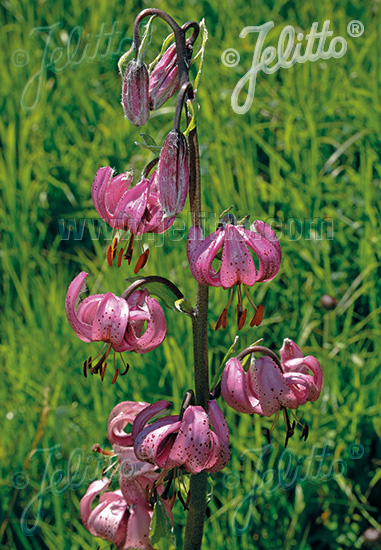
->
<box><xmin>149</xmin><ymin>43</ymin><xmax>180</xmax><ymax>110</ymax></box>
<box><xmin>157</xmin><ymin>129</ymin><xmax>189</xmax><ymax>217</ymax></box>
<box><xmin>122</xmin><ymin>60</ymin><xmax>149</xmax><ymax>126</ymax></box>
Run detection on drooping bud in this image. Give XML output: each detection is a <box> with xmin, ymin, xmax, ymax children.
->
<box><xmin>122</xmin><ymin>60</ymin><xmax>149</xmax><ymax>126</ymax></box>
<box><xmin>149</xmin><ymin>43</ymin><xmax>180</xmax><ymax>110</ymax></box>
<box><xmin>156</xmin><ymin>129</ymin><xmax>189</xmax><ymax>217</ymax></box>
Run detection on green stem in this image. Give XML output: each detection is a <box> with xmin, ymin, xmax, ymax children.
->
<box><xmin>183</xmin><ymin>125</ymin><xmax>209</xmax><ymax>549</ymax></box>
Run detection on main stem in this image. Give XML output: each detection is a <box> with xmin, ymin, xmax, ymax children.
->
<box><xmin>183</xmin><ymin>126</ymin><xmax>209</xmax><ymax>550</ymax></box>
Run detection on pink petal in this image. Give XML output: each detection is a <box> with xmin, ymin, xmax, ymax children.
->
<box><xmin>76</xmin><ymin>294</ymin><xmax>103</xmax><ymax>325</ymax></box>
<box><xmin>132</xmin><ymin>400</ymin><xmax>172</xmax><ymax>443</ymax></box>
<box><xmin>117</xmin><ymin>446</ymin><xmax>158</xmax><ymax>480</ymax></box>
<box><xmin>123</xmin><ymin>501</ymin><xmax>153</xmax><ymax>550</ymax></box>
<box><xmin>221</xmin><ymin>358</ymin><xmax>258</xmax><ymax>413</ymax></box>
<box><xmin>65</xmin><ymin>272</ymin><xmax>93</xmax><ymax>342</ymax></box>
<box><xmin>220</xmin><ymin>225</ymin><xmax>256</xmax><ymax>288</ymax></box>
<box><xmin>108</xmin><ymin>401</ymin><xmax>149</xmax><ymax>447</ymax></box>
<box><xmin>204</xmin><ymin>401</ymin><xmax>230</xmax><ymax>472</ymax></box>
<box><xmin>92</xmin><ymin>167</ymin><xmax>114</xmax><ymax>223</ymax></box>
<box><xmin>168</xmin><ymin>406</ymin><xmax>211</xmax><ymax>474</ymax></box>
<box><xmin>241</xmin><ymin>222</ymin><xmax>281</xmax><ymax>282</ymax></box>
<box><xmin>280</xmin><ymin>338</ymin><xmax>304</xmax><ymax>368</ymax></box>
<box><xmin>120</xmin><ymin>295</ymin><xmax>166</xmax><ymax>354</ymax></box>
<box><xmin>80</xmin><ymin>477</ymin><xmax>111</xmax><ymax>534</ymax></box>
<box><xmin>135</xmin><ymin>418</ymin><xmax>182</xmax><ymax>468</ymax></box>
<box><xmin>187</xmin><ymin>226</ymin><xmax>226</xmax><ymax>287</ymax></box>
<box><xmin>285</xmin><ymin>356</ymin><xmax>323</xmax><ymax>400</ymax></box>
<box><xmin>91</xmin><ymin>292</ymin><xmax>130</xmax><ymax>348</ymax></box>
<box><xmin>251</xmin><ymin>356</ymin><xmax>299</xmax><ymax>416</ymax></box>
<box><xmin>105</xmin><ymin>171</ymin><xmax>133</xmax><ymax>218</ymax></box>
<box><xmin>114</xmin><ymin>179</ymin><xmax>150</xmax><ymax>233</ymax></box>
<box><xmin>88</xmin><ymin>493</ymin><xmax>128</xmax><ymax>547</ymax></box>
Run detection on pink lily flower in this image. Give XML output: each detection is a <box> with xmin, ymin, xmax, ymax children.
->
<box><xmin>65</xmin><ymin>272</ymin><xmax>166</xmax><ymax>377</ymax></box>
<box><xmin>187</xmin><ymin>218</ymin><xmax>281</xmax><ymax>329</ymax></box>
<box><xmin>132</xmin><ymin>399</ymin><xmax>230</xmax><ymax>474</ymax></box>
<box><xmin>92</xmin><ymin>166</ymin><xmax>175</xmax><ymax>235</ymax></box>
<box><xmin>221</xmin><ymin>340</ymin><xmax>323</xmax><ymax>417</ymax></box>
<box><xmin>80</xmin><ymin>476</ymin><xmax>155</xmax><ymax>550</ymax></box>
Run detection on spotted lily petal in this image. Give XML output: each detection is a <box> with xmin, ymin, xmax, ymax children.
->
<box><xmin>65</xmin><ymin>272</ymin><xmax>94</xmax><ymax>342</ymax></box>
<box><xmin>108</xmin><ymin>401</ymin><xmax>150</xmax><ymax>448</ymax></box>
<box><xmin>220</xmin><ymin>225</ymin><xmax>256</xmax><ymax>289</ymax></box>
<box><xmin>221</xmin><ymin>358</ymin><xmax>261</xmax><ymax>413</ymax></box>
<box><xmin>91</xmin><ymin>292</ymin><xmax>130</xmax><ymax>349</ymax></box>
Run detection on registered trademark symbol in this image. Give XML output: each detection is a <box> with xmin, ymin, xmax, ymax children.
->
<box><xmin>347</xmin><ymin>20</ymin><xmax>364</xmax><ymax>37</ymax></box>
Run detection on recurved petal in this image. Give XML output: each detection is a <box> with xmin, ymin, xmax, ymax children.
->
<box><xmin>251</xmin><ymin>356</ymin><xmax>299</xmax><ymax>416</ymax></box>
<box><xmin>123</xmin><ymin>501</ymin><xmax>153</xmax><ymax>550</ymax></box>
<box><xmin>76</xmin><ymin>294</ymin><xmax>103</xmax><ymax>326</ymax></box>
<box><xmin>285</xmin><ymin>356</ymin><xmax>323</xmax><ymax>399</ymax></box>
<box><xmin>88</xmin><ymin>492</ymin><xmax>128</xmax><ymax>547</ymax></box>
<box><xmin>91</xmin><ymin>292</ymin><xmax>130</xmax><ymax>348</ymax></box>
<box><xmin>105</xmin><ymin>171</ymin><xmax>134</xmax><ymax>219</ymax></box>
<box><xmin>242</xmin><ymin>222</ymin><xmax>281</xmax><ymax>282</ymax></box>
<box><xmin>120</xmin><ymin>296</ymin><xmax>166</xmax><ymax>354</ymax></box>
<box><xmin>134</xmin><ymin>417</ymin><xmax>182</xmax><ymax>468</ymax></box>
<box><xmin>80</xmin><ymin>477</ymin><xmax>112</xmax><ymax>534</ymax></box>
<box><xmin>132</xmin><ymin>400</ymin><xmax>172</xmax><ymax>443</ymax></box>
<box><xmin>65</xmin><ymin>272</ymin><xmax>93</xmax><ymax>342</ymax></box>
<box><xmin>168</xmin><ymin>406</ymin><xmax>211</xmax><ymax>474</ymax></box>
<box><xmin>221</xmin><ymin>358</ymin><xmax>257</xmax><ymax>413</ymax></box>
<box><xmin>220</xmin><ymin>225</ymin><xmax>256</xmax><ymax>289</ymax></box>
<box><xmin>280</xmin><ymin>338</ymin><xmax>304</xmax><ymax>366</ymax></box>
<box><xmin>107</xmin><ymin>401</ymin><xmax>149</xmax><ymax>447</ymax></box>
<box><xmin>204</xmin><ymin>400</ymin><xmax>230</xmax><ymax>472</ymax></box>
<box><xmin>92</xmin><ymin>166</ymin><xmax>114</xmax><ymax>223</ymax></box>
<box><xmin>114</xmin><ymin>179</ymin><xmax>150</xmax><ymax>234</ymax></box>
<box><xmin>187</xmin><ymin>226</ymin><xmax>226</xmax><ymax>286</ymax></box>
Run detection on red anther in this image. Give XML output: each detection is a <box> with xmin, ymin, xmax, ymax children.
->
<box><xmin>124</xmin><ymin>235</ymin><xmax>134</xmax><ymax>265</ymax></box>
<box><xmin>134</xmin><ymin>248</ymin><xmax>150</xmax><ymax>274</ymax></box>
<box><xmin>117</xmin><ymin>247</ymin><xmax>124</xmax><ymax>268</ymax></box>
<box><xmin>111</xmin><ymin>368</ymin><xmax>119</xmax><ymax>385</ymax></box>
<box><xmin>215</xmin><ymin>308</ymin><xmax>227</xmax><ymax>331</ymax></box>
<box><xmin>237</xmin><ymin>308</ymin><xmax>247</xmax><ymax>331</ymax></box>
<box><xmin>106</xmin><ymin>244</ymin><xmax>113</xmax><ymax>266</ymax></box>
<box><xmin>83</xmin><ymin>359</ymin><xmax>88</xmax><ymax>378</ymax></box>
<box><xmin>250</xmin><ymin>304</ymin><xmax>264</xmax><ymax>327</ymax></box>
<box><xmin>112</xmin><ymin>237</ymin><xmax>118</xmax><ymax>252</ymax></box>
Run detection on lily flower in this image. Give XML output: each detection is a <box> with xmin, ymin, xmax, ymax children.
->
<box><xmin>132</xmin><ymin>399</ymin><xmax>230</xmax><ymax>474</ymax></box>
<box><xmin>221</xmin><ymin>340</ymin><xmax>323</xmax><ymax>443</ymax></box>
<box><xmin>65</xmin><ymin>272</ymin><xmax>166</xmax><ymax>380</ymax></box>
<box><xmin>92</xmin><ymin>166</ymin><xmax>176</xmax><ymax>269</ymax></box>
<box><xmin>187</xmin><ymin>216</ymin><xmax>281</xmax><ymax>329</ymax></box>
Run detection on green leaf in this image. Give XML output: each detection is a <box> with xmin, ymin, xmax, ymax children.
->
<box><xmin>150</xmin><ymin>496</ymin><xmax>176</xmax><ymax>550</ymax></box>
<box><xmin>135</xmin><ymin>133</ymin><xmax>161</xmax><ymax>154</ymax></box>
<box><xmin>137</xmin><ymin>15</ymin><xmax>156</xmax><ymax>63</ymax></box>
<box><xmin>117</xmin><ymin>43</ymin><xmax>134</xmax><ymax>76</ymax></box>
<box><xmin>211</xmin><ymin>336</ymin><xmax>239</xmax><ymax>389</ymax></box>
<box><xmin>192</xmin><ymin>18</ymin><xmax>209</xmax><ymax>94</ymax></box>
<box><xmin>125</xmin><ymin>277</ymin><xmax>193</xmax><ymax>315</ymax></box>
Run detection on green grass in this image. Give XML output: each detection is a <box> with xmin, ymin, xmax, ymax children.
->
<box><xmin>1</xmin><ymin>0</ymin><xmax>380</xmax><ymax>548</ymax></box>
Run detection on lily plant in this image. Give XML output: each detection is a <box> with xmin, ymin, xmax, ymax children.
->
<box><xmin>65</xmin><ymin>8</ymin><xmax>323</xmax><ymax>550</ymax></box>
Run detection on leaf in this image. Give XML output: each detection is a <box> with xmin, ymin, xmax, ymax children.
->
<box><xmin>211</xmin><ymin>336</ymin><xmax>239</xmax><ymax>389</ymax></box>
<box><xmin>137</xmin><ymin>15</ymin><xmax>156</xmax><ymax>63</ymax></box>
<box><xmin>125</xmin><ymin>277</ymin><xmax>193</xmax><ymax>315</ymax></box>
<box><xmin>117</xmin><ymin>43</ymin><xmax>134</xmax><ymax>76</ymax></box>
<box><xmin>149</xmin><ymin>496</ymin><xmax>176</xmax><ymax>550</ymax></box>
<box><xmin>135</xmin><ymin>133</ymin><xmax>161</xmax><ymax>154</ymax></box>
<box><xmin>193</xmin><ymin>19</ymin><xmax>209</xmax><ymax>94</ymax></box>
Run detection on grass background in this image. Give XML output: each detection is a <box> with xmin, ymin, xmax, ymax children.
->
<box><xmin>1</xmin><ymin>0</ymin><xmax>380</xmax><ymax>548</ymax></box>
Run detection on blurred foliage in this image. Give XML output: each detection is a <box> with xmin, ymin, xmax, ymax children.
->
<box><xmin>0</xmin><ymin>0</ymin><xmax>380</xmax><ymax>549</ymax></box>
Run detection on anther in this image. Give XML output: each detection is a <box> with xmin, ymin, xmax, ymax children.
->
<box><xmin>100</xmin><ymin>363</ymin><xmax>107</xmax><ymax>382</ymax></box>
<box><xmin>237</xmin><ymin>306</ymin><xmax>247</xmax><ymax>330</ymax></box>
<box><xmin>134</xmin><ymin>248</ymin><xmax>150</xmax><ymax>274</ymax></box>
<box><xmin>215</xmin><ymin>308</ymin><xmax>227</xmax><ymax>331</ymax></box>
<box><xmin>117</xmin><ymin>247</ymin><xmax>124</xmax><ymax>268</ymax></box>
<box><xmin>83</xmin><ymin>359</ymin><xmax>88</xmax><ymax>378</ymax></box>
<box><xmin>124</xmin><ymin>234</ymin><xmax>135</xmax><ymax>265</ymax></box>
<box><xmin>178</xmin><ymin>490</ymin><xmax>189</xmax><ymax>510</ymax></box>
<box><xmin>91</xmin><ymin>443</ymin><xmax>115</xmax><ymax>456</ymax></box>
<box><xmin>120</xmin><ymin>363</ymin><xmax>130</xmax><ymax>376</ymax></box>
<box><xmin>111</xmin><ymin>368</ymin><xmax>119</xmax><ymax>385</ymax></box>
<box><xmin>250</xmin><ymin>304</ymin><xmax>264</xmax><ymax>327</ymax></box>
<box><xmin>106</xmin><ymin>244</ymin><xmax>113</xmax><ymax>267</ymax></box>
